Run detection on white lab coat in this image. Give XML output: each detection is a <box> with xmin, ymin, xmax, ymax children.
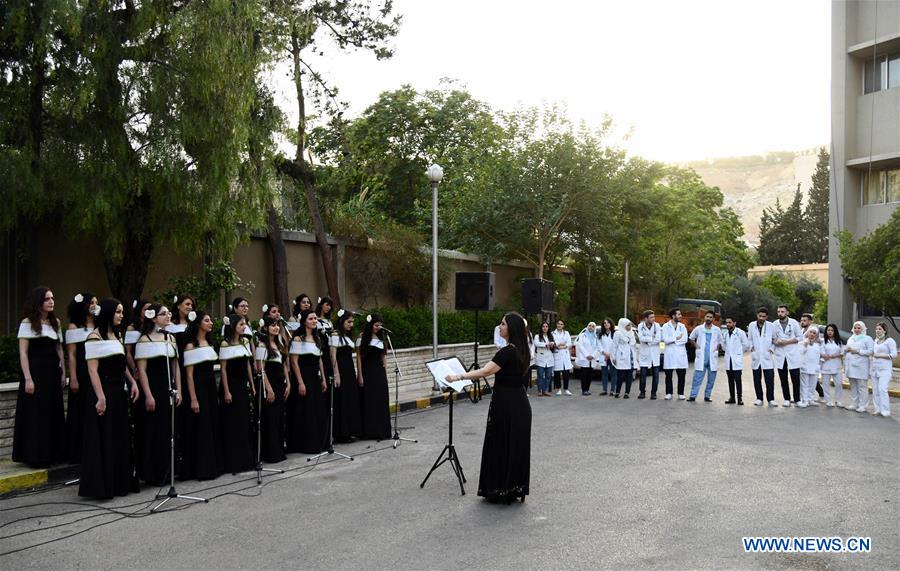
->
<box><xmin>844</xmin><ymin>335</ymin><xmax>873</xmax><ymax>379</ymax></box>
<box><xmin>820</xmin><ymin>340</ymin><xmax>844</xmax><ymax>374</ymax></box>
<box><xmin>872</xmin><ymin>338</ymin><xmax>897</xmax><ymax>375</ymax></box>
<box><xmin>611</xmin><ymin>330</ymin><xmax>637</xmax><ymax>370</ymax></box>
<box><xmin>575</xmin><ymin>329</ymin><xmax>601</xmax><ymax>369</ymax></box>
<box><xmin>637</xmin><ymin>321</ymin><xmax>661</xmax><ymax>368</ymax></box>
<box><xmin>598</xmin><ymin>333</ymin><xmax>614</xmax><ymax>365</ymax></box>
<box><xmin>551</xmin><ymin>329</ymin><xmax>572</xmax><ymax>372</ymax></box>
<box><xmin>798</xmin><ymin>340</ymin><xmax>822</xmax><ymax>374</ymax></box>
<box><xmin>661</xmin><ymin>321</ymin><xmax>688</xmax><ymax>370</ymax></box>
<box><xmin>689</xmin><ymin>324</ymin><xmax>723</xmax><ymax>371</ymax></box>
<box><xmin>723</xmin><ymin>327</ymin><xmax>749</xmax><ymax>371</ymax></box>
<box><xmin>771</xmin><ymin>318</ymin><xmax>803</xmax><ymax>369</ymax></box>
<box><xmin>747</xmin><ymin>320</ymin><xmax>775</xmax><ymax>370</ymax></box>
<box><xmin>493</xmin><ymin>325</ymin><xmax>507</xmax><ymax>348</ymax></box>
<box><xmin>532</xmin><ymin>335</ymin><xmax>555</xmax><ymax>368</ymax></box>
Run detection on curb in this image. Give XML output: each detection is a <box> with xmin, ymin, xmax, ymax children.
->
<box><xmin>840</xmin><ymin>380</ymin><xmax>900</xmax><ymax>398</ymax></box>
<box><xmin>390</xmin><ymin>385</ymin><xmax>493</xmax><ymax>414</ymax></box>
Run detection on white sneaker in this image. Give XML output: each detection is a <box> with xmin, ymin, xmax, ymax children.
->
<box><xmin>564</xmin><ymin>389</ymin><xmax>573</xmax><ymax>396</ymax></box>
<box><xmin>783</xmin><ymin>400</ymin><xmax>791</xmax><ymax>408</ymax></box>
<box><xmin>664</xmin><ymin>394</ymin><xmax>672</xmax><ymax>400</ymax></box>
<box><xmin>753</xmin><ymin>399</ymin><xmax>763</xmax><ymax>406</ymax></box>
<box><xmin>835</xmin><ymin>402</ymin><xmax>845</xmax><ymax>408</ymax></box>
<box><xmin>881</xmin><ymin>412</ymin><xmax>891</xmax><ymax>418</ymax></box>
<box><xmin>678</xmin><ymin>395</ymin><xmax>685</xmax><ymax>400</ymax></box>
<box><xmin>555</xmin><ymin>390</ymin><xmax>562</xmax><ymax>396</ymax></box>
<box><xmin>768</xmin><ymin>401</ymin><xmax>778</xmax><ymax>407</ymax></box>
<box><xmin>796</xmin><ymin>402</ymin><xmax>808</xmax><ymax>408</ymax></box>
<box><xmin>826</xmin><ymin>401</ymin><xmax>835</xmax><ymax>407</ymax></box>
<box><xmin>856</xmin><ymin>407</ymin><xmax>866</xmax><ymax>413</ymax></box>
<box><xmin>809</xmin><ymin>400</ymin><xmax>819</xmax><ymax>406</ymax></box>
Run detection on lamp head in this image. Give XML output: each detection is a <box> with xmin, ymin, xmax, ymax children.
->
<box><xmin>426</xmin><ymin>163</ymin><xmax>444</xmax><ymax>184</ymax></box>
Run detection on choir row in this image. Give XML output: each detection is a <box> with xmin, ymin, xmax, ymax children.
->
<box><xmin>12</xmin><ymin>287</ymin><xmax>394</xmax><ymax>499</ymax></box>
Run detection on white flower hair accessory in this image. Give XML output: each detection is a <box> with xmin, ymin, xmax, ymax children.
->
<box><xmin>258</xmin><ymin>318</ymin><xmax>265</xmax><ymax>328</ymax></box>
<box><xmin>317</xmin><ymin>297</ymin><xmax>322</xmax><ymax>304</ymax></box>
<box><xmin>337</xmin><ymin>309</ymin><xmax>345</xmax><ymax>318</ymax></box>
<box><xmin>223</xmin><ymin>316</ymin><xmax>231</xmax><ymax>326</ymax></box>
<box><xmin>291</xmin><ymin>299</ymin><xmax>296</xmax><ymax>306</ymax></box>
<box><xmin>91</xmin><ymin>305</ymin><xmax>101</xmax><ymax>317</ymax></box>
<box><xmin>173</xmin><ymin>295</ymin><xmax>178</xmax><ymax>304</ymax></box>
<box><xmin>262</xmin><ymin>304</ymin><xmax>269</xmax><ymax>313</ymax></box>
<box><xmin>132</xmin><ymin>300</ymin><xmax>138</xmax><ymax>309</ymax></box>
<box><xmin>74</xmin><ymin>293</ymin><xmax>84</xmax><ymax>303</ymax></box>
<box><xmin>366</xmin><ymin>314</ymin><xmax>372</xmax><ymax>323</ymax></box>
<box><xmin>144</xmin><ymin>308</ymin><xmax>157</xmax><ymax>320</ymax></box>
<box><xmin>188</xmin><ymin>311</ymin><xmax>197</xmax><ymax>323</ymax></box>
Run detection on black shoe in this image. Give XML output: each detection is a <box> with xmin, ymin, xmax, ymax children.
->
<box><xmin>623</xmin><ymin>393</ymin><xmax>630</xmax><ymax>399</ymax></box>
<box><xmin>737</xmin><ymin>400</ymin><xmax>744</xmax><ymax>406</ymax></box>
<box><xmin>725</xmin><ymin>399</ymin><xmax>736</xmax><ymax>404</ymax></box>
<box><xmin>600</xmin><ymin>391</ymin><xmax>608</xmax><ymax>396</ymax></box>
<box><xmin>687</xmin><ymin>397</ymin><xmax>696</xmax><ymax>402</ymax></box>
<box><xmin>650</xmin><ymin>394</ymin><xmax>657</xmax><ymax>400</ymax></box>
<box><xmin>704</xmin><ymin>397</ymin><xmax>712</xmax><ymax>402</ymax></box>
<box><xmin>614</xmin><ymin>393</ymin><xmax>620</xmax><ymax>398</ymax></box>
<box><xmin>638</xmin><ymin>393</ymin><xmax>646</xmax><ymax>399</ymax></box>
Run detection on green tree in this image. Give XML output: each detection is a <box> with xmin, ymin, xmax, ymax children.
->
<box><xmin>803</xmin><ymin>147</ymin><xmax>830</xmax><ymax>263</ymax></box>
<box><xmin>838</xmin><ymin>208</ymin><xmax>900</xmax><ymax>333</ymax></box>
<box><xmin>758</xmin><ymin>272</ymin><xmax>800</xmax><ymax>311</ymax></box>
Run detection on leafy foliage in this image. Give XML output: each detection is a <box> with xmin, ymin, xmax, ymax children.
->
<box><xmin>152</xmin><ymin>261</ymin><xmax>255</xmax><ymax>313</ymax></box>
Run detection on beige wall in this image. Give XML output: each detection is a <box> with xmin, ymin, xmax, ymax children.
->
<box><xmin>747</xmin><ymin>263</ymin><xmax>829</xmax><ymax>289</ymax></box>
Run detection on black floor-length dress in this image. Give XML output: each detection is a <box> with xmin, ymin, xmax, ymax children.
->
<box><xmin>360</xmin><ymin>337</ymin><xmax>391</xmax><ymax>440</ymax></box>
<box><xmin>478</xmin><ymin>345</ymin><xmax>532</xmax><ymax>503</ymax></box>
<box><xmin>331</xmin><ymin>335</ymin><xmax>362</xmax><ymax>442</ymax></box>
<box><xmin>79</xmin><ymin>339</ymin><xmax>138</xmax><ymax>499</ymax></box>
<box><xmin>287</xmin><ymin>339</ymin><xmax>328</xmax><ymax>453</ymax></box>
<box><xmin>124</xmin><ymin>328</ymin><xmax>144</xmax><ymax>478</ymax></box>
<box><xmin>13</xmin><ymin>321</ymin><xmax>65</xmax><ymax>467</ymax></box>
<box><xmin>180</xmin><ymin>346</ymin><xmax>224</xmax><ymax>480</ymax></box>
<box><xmin>135</xmin><ymin>338</ymin><xmax>177</xmax><ymax>485</ymax></box>
<box><xmin>65</xmin><ymin>327</ymin><xmax>92</xmax><ymax>464</ymax></box>
<box><xmin>259</xmin><ymin>350</ymin><xmax>287</xmax><ymax>463</ymax></box>
<box><xmin>219</xmin><ymin>341</ymin><xmax>255</xmax><ymax>473</ymax></box>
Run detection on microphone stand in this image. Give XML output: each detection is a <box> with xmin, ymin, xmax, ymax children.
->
<box><xmin>384</xmin><ymin>331</ymin><xmax>417</xmax><ymax>449</ymax></box>
<box><xmin>152</xmin><ymin>340</ymin><xmax>207</xmax><ymax>512</ymax></box>
<box><xmin>251</xmin><ymin>364</ymin><xmax>284</xmax><ymax>484</ymax></box>
<box><xmin>308</xmin><ymin>370</ymin><xmax>353</xmax><ymax>464</ymax></box>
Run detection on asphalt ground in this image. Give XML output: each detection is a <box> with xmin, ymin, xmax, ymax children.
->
<box><xmin>1</xmin><ymin>358</ymin><xmax>898</xmax><ymax>570</ymax></box>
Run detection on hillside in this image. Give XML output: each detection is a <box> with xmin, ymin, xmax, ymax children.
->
<box><xmin>683</xmin><ymin>150</ymin><xmax>821</xmax><ymax>246</ymax></box>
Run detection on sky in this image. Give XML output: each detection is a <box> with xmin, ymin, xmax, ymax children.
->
<box><xmin>273</xmin><ymin>0</ymin><xmax>831</xmax><ymax>164</ymax></box>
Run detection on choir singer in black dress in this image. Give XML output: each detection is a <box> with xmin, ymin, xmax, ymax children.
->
<box><xmin>447</xmin><ymin>312</ymin><xmax>532</xmax><ymax>504</ymax></box>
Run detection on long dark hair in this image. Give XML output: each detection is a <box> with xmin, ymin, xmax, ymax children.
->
<box><xmin>599</xmin><ymin>318</ymin><xmax>615</xmax><ymax>337</ymax></box>
<box><xmin>172</xmin><ymin>294</ymin><xmax>196</xmax><ymax>324</ymax></box>
<box><xmin>130</xmin><ymin>299</ymin><xmax>150</xmax><ymax>329</ymax></box>
<box><xmin>23</xmin><ymin>286</ymin><xmax>60</xmax><ymax>335</ymax></box>
<box><xmin>222</xmin><ymin>313</ymin><xmax>246</xmax><ymax>344</ymax></box>
<box><xmin>185</xmin><ymin>310</ymin><xmax>212</xmax><ymax>347</ymax></box>
<box><xmin>291</xmin><ymin>293</ymin><xmax>311</xmax><ymax>318</ymax></box>
<box><xmin>294</xmin><ymin>309</ymin><xmax>318</xmax><ymax>343</ymax></box>
<box><xmin>315</xmin><ymin>296</ymin><xmax>333</xmax><ymax>319</ymax></box>
<box><xmin>824</xmin><ymin>323</ymin><xmax>843</xmax><ymax>345</ymax></box>
<box><xmin>335</xmin><ymin>310</ymin><xmax>354</xmax><ymax>346</ymax></box>
<box><xmin>360</xmin><ymin>313</ymin><xmax>384</xmax><ymax>351</ymax></box>
<box><xmin>536</xmin><ymin>321</ymin><xmax>550</xmax><ymax>343</ymax></box>
<box><xmin>94</xmin><ymin>298</ymin><xmax>123</xmax><ymax>340</ymax></box>
<box><xmin>67</xmin><ymin>292</ymin><xmax>96</xmax><ymax>329</ymax></box>
<box><xmin>502</xmin><ymin>312</ymin><xmax>531</xmax><ymax>375</ymax></box>
<box><xmin>260</xmin><ymin>316</ymin><xmax>285</xmax><ymax>359</ymax></box>
<box><xmin>139</xmin><ymin>303</ymin><xmax>164</xmax><ymax>337</ymax></box>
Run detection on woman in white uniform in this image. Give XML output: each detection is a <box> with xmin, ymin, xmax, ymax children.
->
<box><xmin>796</xmin><ymin>327</ymin><xmax>822</xmax><ymax>408</ymax></box>
<box><xmin>820</xmin><ymin>324</ymin><xmax>845</xmax><ymax>407</ymax></box>
<box><xmin>575</xmin><ymin>322</ymin><xmax>601</xmax><ymax>396</ymax></box>
<box><xmin>844</xmin><ymin>321</ymin><xmax>873</xmax><ymax>413</ymax></box>
<box><xmin>611</xmin><ymin>318</ymin><xmax>637</xmax><ymax>398</ymax></box>
<box><xmin>871</xmin><ymin>322</ymin><xmax>897</xmax><ymax>418</ymax></box>
<box><xmin>551</xmin><ymin>320</ymin><xmax>573</xmax><ymax>396</ymax></box>
<box><xmin>532</xmin><ymin>322</ymin><xmax>555</xmax><ymax>396</ymax></box>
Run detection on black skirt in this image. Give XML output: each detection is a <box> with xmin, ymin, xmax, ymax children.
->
<box><xmin>13</xmin><ymin>337</ymin><xmax>65</xmax><ymax>467</ymax></box>
<box><xmin>79</xmin><ymin>355</ymin><xmax>138</xmax><ymax>499</ymax></box>
<box><xmin>180</xmin><ymin>360</ymin><xmax>224</xmax><ymax>480</ymax></box>
<box><xmin>287</xmin><ymin>353</ymin><xmax>327</xmax><ymax>453</ymax></box>
<box><xmin>220</xmin><ymin>357</ymin><xmax>254</xmax><ymax>473</ymax></box>
<box><xmin>139</xmin><ymin>356</ymin><xmax>173</xmax><ymax>485</ymax></box>
<box><xmin>259</xmin><ymin>360</ymin><xmax>287</xmax><ymax>463</ymax></box>
<box><xmin>332</xmin><ymin>345</ymin><xmax>362</xmax><ymax>442</ymax></box>
<box><xmin>66</xmin><ymin>341</ymin><xmax>88</xmax><ymax>463</ymax></box>
<box><xmin>360</xmin><ymin>347</ymin><xmax>391</xmax><ymax>440</ymax></box>
<box><xmin>477</xmin><ymin>385</ymin><xmax>532</xmax><ymax>502</ymax></box>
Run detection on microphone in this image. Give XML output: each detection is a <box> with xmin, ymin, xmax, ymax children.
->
<box><xmin>380</xmin><ymin>326</ymin><xmax>395</xmax><ymax>335</ymax></box>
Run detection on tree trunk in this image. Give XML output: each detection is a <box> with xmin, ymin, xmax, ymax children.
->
<box><xmin>302</xmin><ymin>178</ymin><xmax>342</xmax><ymax>307</ymax></box>
<box><xmin>266</xmin><ymin>206</ymin><xmax>290</xmax><ymax>311</ymax></box>
<box><xmin>104</xmin><ymin>226</ymin><xmax>153</xmax><ymax>306</ymax></box>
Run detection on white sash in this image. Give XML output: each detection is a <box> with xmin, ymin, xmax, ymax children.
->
<box><xmin>85</xmin><ymin>339</ymin><xmax>125</xmax><ymax>360</ymax></box>
<box><xmin>124</xmin><ymin>330</ymin><xmax>141</xmax><ymax>345</ymax></box>
<box><xmin>135</xmin><ymin>340</ymin><xmax>177</xmax><ymax>360</ymax></box>
<box><xmin>255</xmin><ymin>346</ymin><xmax>284</xmax><ymax>362</ymax></box>
<box><xmin>329</xmin><ymin>335</ymin><xmax>354</xmax><ymax>348</ymax></box>
<box><xmin>65</xmin><ymin>327</ymin><xmax>93</xmax><ymax>344</ymax></box>
<box><xmin>165</xmin><ymin>323</ymin><xmax>187</xmax><ymax>334</ymax></box>
<box><xmin>17</xmin><ymin>321</ymin><xmax>59</xmax><ymax>340</ymax></box>
<box><xmin>219</xmin><ymin>342</ymin><xmax>252</xmax><ymax>361</ymax></box>
<box><xmin>289</xmin><ymin>340</ymin><xmax>322</xmax><ymax>356</ymax></box>
<box><xmin>356</xmin><ymin>338</ymin><xmax>384</xmax><ymax>350</ymax></box>
<box><xmin>183</xmin><ymin>346</ymin><xmax>218</xmax><ymax>367</ymax></box>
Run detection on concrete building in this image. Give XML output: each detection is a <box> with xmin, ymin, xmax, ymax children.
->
<box><xmin>829</xmin><ymin>0</ymin><xmax>900</xmax><ymax>331</ymax></box>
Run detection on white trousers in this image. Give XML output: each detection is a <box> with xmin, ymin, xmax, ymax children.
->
<box><xmin>847</xmin><ymin>377</ymin><xmax>869</xmax><ymax>410</ymax></box>
<box><xmin>800</xmin><ymin>373</ymin><xmax>818</xmax><ymax>404</ymax></box>
<box><xmin>871</xmin><ymin>368</ymin><xmax>892</xmax><ymax>416</ymax></box>
<box><xmin>821</xmin><ymin>372</ymin><xmax>843</xmax><ymax>403</ymax></box>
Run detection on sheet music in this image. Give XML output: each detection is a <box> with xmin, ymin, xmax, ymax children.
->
<box><xmin>426</xmin><ymin>357</ymin><xmax>473</xmax><ymax>393</ymax></box>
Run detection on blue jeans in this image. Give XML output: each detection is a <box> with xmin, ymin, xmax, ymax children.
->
<box><xmin>690</xmin><ymin>363</ymin><xmax>717</xmax><ymax>399</ymax></box>
<box><xmin>536</xmin><ymin>366</ymin><xmax>553</xmax><ymax>393</ymax></box>
<box><xmin>600</xmin><ymin>362</ymin><xmax>615</xmax><ymax>392</ymax></box>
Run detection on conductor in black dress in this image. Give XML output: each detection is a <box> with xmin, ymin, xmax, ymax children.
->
<box><xmin>447</xmin><ymin>312</ymin><xmax>532</xmax><ymax>504</ymax></box>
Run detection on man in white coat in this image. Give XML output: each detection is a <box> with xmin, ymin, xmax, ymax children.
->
<box><xmin>637</xmin><ymin>310</ymin><xmax>661</xmax><ymax>399</ymax></box>
<box><xmin>747</xmin><ymin>307</ymin><xmax>777</xmax><ymax>407</ymax></box>
<box><xmin>722</xmin><ymin>316</ymin><xmax>750</xmax><ymax>405</ymax></box>
<box><xmin>772</xmin><ymin>305</ymin><xmax>802</xmax><ymax>407</ymax></box>
<box><xmin>550</xmin><ymin>319</ymin><xmax>573</xmax><ymax>396</ymax></box>
<box><xmin>661</xmin><ymin>308</ymin><xmax>689</xmax><ymax>400</ymax></box>
<box><xmin>688</xmin><ymin>310</ymin><xmax>723</xmax><ymax>402</ymax></box>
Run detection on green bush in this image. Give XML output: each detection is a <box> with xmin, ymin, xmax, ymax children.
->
<box><xmin>366</xmin><ymin>307</ymin><xmax>507</xmax><ymax>349</ymax></box>
<box><xmin>0</xmin><ymin>335</ymin><xmax>19</xmax><ymax>384</ymax></box>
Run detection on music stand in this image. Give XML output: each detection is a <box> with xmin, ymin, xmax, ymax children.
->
<box><xmin>420</xmin><ymin>356</ymin><xmax>472</xmax><ymax>495</ymax></box>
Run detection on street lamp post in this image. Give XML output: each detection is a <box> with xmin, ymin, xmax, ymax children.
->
<box><xmin>427</xmin><ymin>164</ymin><xmax>444</xmax><ymax>360</ymax></box>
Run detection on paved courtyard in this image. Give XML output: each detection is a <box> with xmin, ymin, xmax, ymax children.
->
<box><xmin>1</xmin><ymin>362</ymin><xmax>898</xmax><ymax>569</ymax></box>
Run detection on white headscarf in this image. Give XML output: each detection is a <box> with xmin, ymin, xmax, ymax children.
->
<box><xmin>614</xmin><ymin>318</ymin><xmax>635</xmax><ymax>345</ymax></box>
<box><xmin>852</xmin><ymin>320</ymin><xmax>867</xmax><ymax>341</ymax></box>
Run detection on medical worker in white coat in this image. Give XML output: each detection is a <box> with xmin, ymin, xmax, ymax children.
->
<box><xmin>747</xmin><ymin>308</ymin><xmax>777</xmax><ymax>406</ymax></box>
<box><xmin>844</xmin><ymin>321</ymin><xmax>873</xmax><ymax>413</ymax></box>
<box><xmin>611</xmin><ymin>318</ymin><xmax>637</xmax><ymax>398</ymax></box>
<box><xmin>687</xmin><ymin>310</ymin><xmax>723</xmax><ymax>402</ymax></box>
<box><xmin>661</xmin><ymin>308</ymin><xmax>689</xmax><ymax>400</ymax></box>
<box><xmin>820</xmin><ymin>324</ymin><xmax>845</xmax><ymax>407</ymax></box>
<box><xmin>870</xmin><ymin>322</ymin><xmax>896</xmax><ymax>418</ymax></box>
<box><xmin>722</xmin><ymin>316</ymin><xmax>749</xmax><ymax>405</ymax></box>
<box><xmin>796</xmin><ymin>327</ymin><xmax>822</xmax><ymax>408</ymax></box>
<box><xmin>575</xmin><ymin>322</ymin><xmax>601</xmax><ymax>396</ymax></box>
<box><xmin>551</xmin><ymin>319</ymin><xmax>573</xmax><ymax>396</ymax></box>
<box><xmin>637</xmin><ymin>310</ymin><xmax>661</xmax><ymax>399</ymax></box>
<box><xmin>772</xmin><ymin>305</ymin><xmax>803</xmax><ymax>407</ymax></box>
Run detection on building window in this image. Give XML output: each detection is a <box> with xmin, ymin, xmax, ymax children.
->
<box><xmin>863</xmin><ymin>52</ymin><xmax>900</xmax><ymax>94</ymax></box>
<box><xmin>862</xmin><ymin>168</ymin><xmax>900</xmax><ymax>205</ymax></box>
